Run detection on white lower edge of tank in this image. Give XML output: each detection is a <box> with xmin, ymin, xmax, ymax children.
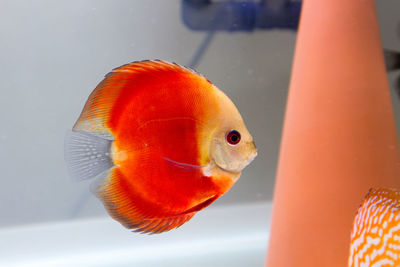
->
<box><xmin>0</xmin><ymin>202</ymin><xmax>271</xmax><ymax>267</ymax></box>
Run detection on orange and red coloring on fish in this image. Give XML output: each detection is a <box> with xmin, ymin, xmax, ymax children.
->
<box><xmin>348</xmin><ymin>188</ymin><xmax>400</xmax><ymax>266</ymax></box>
<box><xmin>65</xmin><ymin>60</ymin><xmax>257</xmax><ymax>234</ymax></box>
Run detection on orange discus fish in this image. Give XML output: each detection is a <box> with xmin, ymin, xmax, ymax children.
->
<box><xmin>65</xmin><ymin>60</ymin><xmax>257</xmax><ymax>234</ymax></box>
<box><xmin>348</xmin><ymin>188</ymin><xmax>400</xmax><ymax>266</ymax></box>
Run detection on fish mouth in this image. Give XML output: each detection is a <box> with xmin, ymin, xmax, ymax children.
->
<box><xmin>214</xmin><ymin>150</ymin><xmax>257</xmax><ymax>174</ymax></box>
<box><xmin>211</xmin><ymin>139</ymin><xmax>258</xmax><ymax>174</ymax></box>
<box><xmin>215</xmin><ymin>164</ymin><xmax>242</xmax><ymax>175</ymax></box>
<box><xmin>248</xmin><ymin>148</ymin><xmax>258</xmax><ymax>164</ymax></box>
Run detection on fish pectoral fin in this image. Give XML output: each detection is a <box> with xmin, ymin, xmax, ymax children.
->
<box><xmin>163</xmin><ymin>157</ymin><xmax>213</xmax><ymax>176</ymax></box>
<box><xmin>163</xmin><ymin>157</ymin><xmax>203</xmax><ymax>170</ymax></box>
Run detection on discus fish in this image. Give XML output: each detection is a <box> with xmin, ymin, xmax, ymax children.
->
<box><xmin>348</xmin><ymin>188</ymin><xmax>400</xmax><ymax>267</ymax></box>
<box><xmin>65</xmin><ymin>60</ymin><xmax>257</xmax><ymax>234</ymax></box>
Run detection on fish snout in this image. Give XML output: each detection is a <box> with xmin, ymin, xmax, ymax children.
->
<box><xmin>247</xmin><ymin>141</ymin><xmax>257</xmax><ymax>162</ymax></box>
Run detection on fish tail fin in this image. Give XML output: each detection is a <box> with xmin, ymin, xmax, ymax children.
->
<box><xmin>64</xmin><ymin>130</ymin><xmax>114</xmax><ymax>181</ymax></box>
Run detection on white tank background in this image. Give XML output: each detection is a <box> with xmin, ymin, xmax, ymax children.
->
<box><xmin>0</xmin><ymin>0</ymin><xmax>399</xmax><ymax>229</ymax></box>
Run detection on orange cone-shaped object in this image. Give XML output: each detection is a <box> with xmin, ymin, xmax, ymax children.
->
<box><xmin>265</xmin><ymin>0</ymin><xmax>400</xmax><ymax>266</ymax></box>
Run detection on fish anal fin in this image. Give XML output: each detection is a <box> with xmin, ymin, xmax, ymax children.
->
<box><xmin>93</xmin><ymin>167</ymin><xmax>199</xmax><ymax>234</ymax></box>
<box><xmin>180</xmin><ymin>195</ymin><xmax>219</xmax><ymax>214</ymax></box>
<box><xmin>132</xmin><ymin>213</ymin><xmax>196</xmax><ymax>234</ymax></box>
<box><xmin>133</xmin><ymin>195</ymin><xmax>219</xmax><ymax>234</ymax></box>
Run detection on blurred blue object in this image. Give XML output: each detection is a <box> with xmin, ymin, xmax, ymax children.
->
<box><xmin>182</xmin><ymin>0</ymin><xmax>301</xmax><ymax>32</ymax></box>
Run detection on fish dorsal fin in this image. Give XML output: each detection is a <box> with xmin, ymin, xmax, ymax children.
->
<box><xmin>73</xmin><ymin>60</ymin><xmax>199</xmax><ymax>139</ymax></box>
<box><xmin>93</xmin><ymin>167</ymin><xmax>217</xmax><ymax>234</ymax></box>
<box><xmin>111</xmin><ymin>60</ymin><xmax>197</xmax><ymax>76</ymax></box>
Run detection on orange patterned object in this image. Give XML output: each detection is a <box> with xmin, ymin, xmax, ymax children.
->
<box><xmin>65</xmin><ymin>60</ymin><xmax>257</xmax><ymax>234</ymax></box>
<box><xmin>349</xmin><ymin>188</ymin><xmax>400</xmax><ymax>266</ymax></box>
<box><xmin>265</xmin><ymin>0</ymin><xmax>400</xmax><ymax>265</ymax></box>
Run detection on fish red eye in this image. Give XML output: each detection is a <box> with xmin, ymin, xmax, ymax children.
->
<box><xmin>226</xmin><ymin>130</ymin><xmax>241</xmax><ymax>145</ymax></box>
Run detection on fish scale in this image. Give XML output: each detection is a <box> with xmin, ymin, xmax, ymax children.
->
<box><xmin>349</xmin><ymin>188</ymin><xmax>400</xmax><ymax>266</ymax></box>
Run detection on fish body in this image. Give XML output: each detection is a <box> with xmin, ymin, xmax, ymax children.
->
<box><xmin>65</xmin><ymin>60</ymin><xmax>257</xmax><ymax>233</ymax></box>
<box><xmin>348</xmin><ymin>188</ymin><xmax>400</xmax><ymax>266</ymax></box>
